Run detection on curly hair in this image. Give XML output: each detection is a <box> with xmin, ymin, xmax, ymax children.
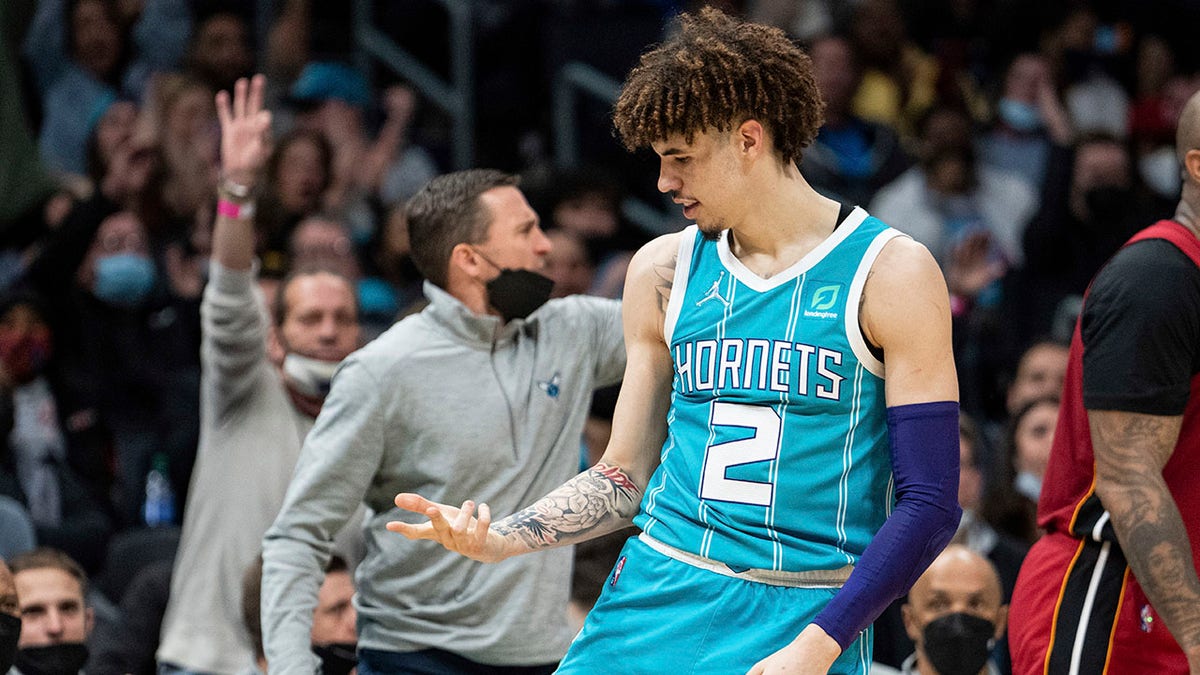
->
<box><xmin>612</xmin><ymin>7</ymin><xmax>825</xmax><ymax>166</ymax></box>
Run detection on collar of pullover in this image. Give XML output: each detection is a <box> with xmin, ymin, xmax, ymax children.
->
<box><xmin>422</xmin><ymin>281</ymin><xmax>536</xmax><ymax>347</ymax></box>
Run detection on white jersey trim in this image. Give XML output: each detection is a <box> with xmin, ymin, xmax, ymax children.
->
<box><xmin>716</xmin><ymin>207</ymin><xmax>870</xmax><ymax>292</ymax></box>
<box><xmin>845</xmin><ymin>227</ymin><xmax>907</xmax><ymax>379</ymax></box>
<box><xmin>663</xmin><ymin>226</ymin><xmax>698</xmax><ymax>346</ymax></box>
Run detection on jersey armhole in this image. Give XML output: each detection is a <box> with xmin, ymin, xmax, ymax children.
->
<box><xmin>663</xmin><ymin>226</ymin><xmax>698</xmax><ymax>346</ymax></box>
<box><xmin>845</xmin><ymin>227</ymin><xmax>907</xmax><ymax>379</ymax></box>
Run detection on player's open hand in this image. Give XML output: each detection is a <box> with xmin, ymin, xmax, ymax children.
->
<box><xmin>386</xmin><ymin>493</ymin><xmax>513</xmax><ymax>563</ymax></box>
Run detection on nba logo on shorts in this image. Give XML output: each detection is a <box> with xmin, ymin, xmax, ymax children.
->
<box><xmin>610</xmin><ymin>556</ymin><xmax>627</xmax><ymax>588</ymax></box>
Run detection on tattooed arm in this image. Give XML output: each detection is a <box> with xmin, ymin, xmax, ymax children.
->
<box><xmin>387</xmin><ymin>232</ymin><xmax>683</xmax><ymax>562</ymax></box>
<box><xmin>1091</xmin><ymin>410</ymin><xmax>1200</xmax><ymax>669</ymax></box>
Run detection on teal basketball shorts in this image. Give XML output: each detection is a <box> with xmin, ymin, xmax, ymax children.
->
<box><xmin>556</xmin><ymin>535</ymin><xmax>871</xmax><ymax>674</ymax></box>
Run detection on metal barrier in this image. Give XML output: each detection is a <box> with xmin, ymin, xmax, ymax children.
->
<box><xmin>352</xmin><ymin>0</ymin><xmax>476</xmax><ymax>170</ymax></box>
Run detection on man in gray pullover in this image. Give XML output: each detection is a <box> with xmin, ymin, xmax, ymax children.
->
<box><xmin>255</xmin><ymin>95</ymin><xmax>627</xmax><ymax>671</ymax></box>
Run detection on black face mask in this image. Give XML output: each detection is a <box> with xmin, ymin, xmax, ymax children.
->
<box><xmin>473</xmin><ymin>249</ymin><xmax>554</xmax><ymax>322</ymax></box>
<box><xmin>486</xmin><ymin>268</ymin><xmax>554</xmax><ymax>322</ymax></box>
<box><xmin>12</xmin><ymin>642</ymin><xmax>89</xmax><ymax>675</ymax></box>
<box><xmin>922</xmin><ymin>612</ymin><xmax>995</xmax><ymax>675</ymax></box>
<box><xmin>313</xmin><ymin>642</ymin><xmax>357</xmax><ymax>675</ymax></box>
<box><xmin>0</xmin><ymin>613</ymin><xmax>20</xmax><ymax>672</ymax></box>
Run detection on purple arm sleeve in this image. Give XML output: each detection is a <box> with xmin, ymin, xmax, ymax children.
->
<box><xmin>812</xmin><ymin>400</ymin><xmax>962</xmax><ymax>650</ymax></box>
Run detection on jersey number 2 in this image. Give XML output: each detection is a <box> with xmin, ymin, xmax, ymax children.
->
<box><xmin>699</xmin><ymin>402</ymin><xmax>781</xmax><ymax>506</ymax></box>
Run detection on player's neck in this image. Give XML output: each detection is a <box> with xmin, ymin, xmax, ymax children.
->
<box><xmin>726</xmin><ymin>169</ymin><xmax>840</xmax><ymax>263</ymax></box>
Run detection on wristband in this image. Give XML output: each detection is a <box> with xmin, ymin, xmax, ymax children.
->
<box><xmin>217</xmin><ymin>198</ymin><xmax>256</xmax><ymax>220</ymax></box>
<box><xmin>218</xmin><ymin>173</ymin><xmax>254</xmax><ymax>200</ymax></box>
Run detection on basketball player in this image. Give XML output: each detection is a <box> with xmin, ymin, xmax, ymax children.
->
<box><xmin>388</xmin><ymin>8</ymin><xmax>961</xmax><ymax>673</ymax></box>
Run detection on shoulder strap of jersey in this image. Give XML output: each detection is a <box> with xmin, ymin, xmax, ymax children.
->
<box><xmin>1125</xmin><ymin>219</ymin><xmax>1200</xmax><ymax>268</ymax></box>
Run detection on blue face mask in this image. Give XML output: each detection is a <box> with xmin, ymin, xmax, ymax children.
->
<box><xmin>93</xmin><ymin>253</ymin><xmax>157</xmax><ymax>308</ymax></box>
<box><xmin>997</xmin><ymin>97</ymin><xmax>1042</xmax><ymax>133</ymax></box>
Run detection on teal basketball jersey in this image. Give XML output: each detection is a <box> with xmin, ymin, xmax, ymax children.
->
<box><xmin>634</xmin><ymin>207</ymin><xmax>906</xmax><ymax>573</ymax></box>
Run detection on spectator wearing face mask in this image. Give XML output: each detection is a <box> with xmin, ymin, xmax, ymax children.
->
<box><xmin>8</xmin><ymin>548</ymin><xmax>94</xmax><ymax>675</ymax></box>
<box><xmin>0</xmin><ymin>291</ymin><xmax>114</xmax><ymax>575</ymax></box>
<box><xmin>977</xmin><ymin>52</ymin><xmax>1073</xmax><ymax>192</ymax></box>
<box><xmin>874</xmin><ymin>545</ymin><xmax>1009</xmax><ymax>675</ymax></box>
<box><xmin>241</xmin><ymin>554</ymin><xmax>357</xmax><ymax>675</ymax></box>
<box><xmin>63</xmin><ymin>210</ymin><xmax>200</xmax><ymax>528</ymax></box>
<box><xmin>1013</xmin><ymin>133</ymin><xmax>1171</xmax><ymax>346</ymax></box>
<box><xmin>155</xmin><ymin>75</ymin><xmax>366</xmax><ymax>675</ymax></box>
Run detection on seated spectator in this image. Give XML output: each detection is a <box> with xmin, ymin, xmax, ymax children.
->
<box><xmin>803</xmin><ymin>33</ymin><xmax>911</xmax><ymax>207</ymax></box>
<box><xmin>985</xmin><ymin>395</ymin><xmax>1060</xmax><ymax>547</ymax></box>
<box><xmin>9</xmin><ymin>548</ymin><xmax>94</xmax><ymax>675</ymax></box>
<box><xmin>870</xmin><ymin>104</ymin><xmax>1038</xmax><ymax>270</ymax></box>
<box><xmin>256</xmin><ymin>129</ymin><xmax>333</xmax><ymax>277</ymax></box>
<box><xmin>526</xmin><ymin>166</ymin><xmax>646</xmax><ymax>299</ymax></box>
<box><xmin>1015</xmin><ymin>133</ymin><xmax>1160</xmax><ymax>344</ymax></box>
<box><xmin>1052</xmin><ymin>8</ymin><xmax>1131</xmax><ymax>140</ymax></box>
<box><xmin>877</xmin><ymin>545</ymin><xmax>1009</xmax><ymax>675</ymax></box>
<box><xmin>1004</xmin><ymin>339</ymin><xmax>1069</xmax><ymax>419</ymax></box>
<box><xmin>544</xmin><ymin>229</ymin><xmax>595</xmax><ymax>298</ymax></box>
<box><xmin>0</xmin><ymin>290</ymin><xmax>114</xmax><ymax>574</ymax></box>
<box><xmin>32</xmin><ymin>0</ymin><xmax>129</xmax><ymax>177</ymax></box>
<box><xmin>359</xmin><ymin>204</ymin><xmax>426</xmax><ymax>325</ymax></box>
<box><xmin>136</xmin><ymin>73</ymin><xmax>218</xmax><ymax>222</ymax></box>
<box><xmin>289</xmin><ymin>61</ymin><xmax>439</xmax><ymax>247</ymax></box>
<box><xmin>872</xmin><ymin>414</ymin><xmax>1027</xmax><ymax>671</ymax></box>
<box><xmin>977</xmin><ymin>52</ymin><xmax>1073</xmax><ymax>190</ymax></box>
<box><xmin>955</xmin><ymin>414</ymin><xmax>1030</xmax><ymax>600</ymax></box>
<box><xmin>183</xmin><ymin>10</ymin><xmax>254</xmax><ymax>96</ymax></box>
<box><xmin>241</xmin><ymin>554</ymin><xmax>357</xmax><ymax>675</ymax></box>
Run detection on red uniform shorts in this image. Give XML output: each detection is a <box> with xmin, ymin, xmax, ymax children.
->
<box><xmin>1008</xmin><ymin>530</ymin><xmax>1186</xmax><ymax>674</ymax></box>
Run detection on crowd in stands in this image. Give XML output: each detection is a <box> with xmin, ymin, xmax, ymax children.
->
<box><xmin>1</xmin><ymin>0</ymin><xmax>1198</xmax><ymax>672</ymax></box>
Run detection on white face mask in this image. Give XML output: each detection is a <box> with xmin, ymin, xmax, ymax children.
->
<box><xmin>282</xmin><ymin>353</ymin><xmax>341</xmax><ymax>398</ymax></box>
<box><xmin>1139</xmin><ymin>146</ymin><xmax>1181</xmax><ymax>200</ymax></box>
<box><xmin>1015</xmin><ymin>470</ymin><xmax>1043</xmax><ymax>502</ymax></box>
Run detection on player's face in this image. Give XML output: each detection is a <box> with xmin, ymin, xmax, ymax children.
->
<box><xmin>14</xmin><ymin>568</ymin><xmax>91</xmax><ymax>646</ymax></box>
<box><xmin>653</xmin><ymin>130</ymin><xmax>741</xmax><ymax>237</ymax></box>
<box><xmin>474</xmin><ymin>186</ymin><xmax>552</xmax><ymax>274</ymax></box>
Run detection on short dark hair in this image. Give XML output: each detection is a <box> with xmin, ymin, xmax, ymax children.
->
<box><xmin>612</xmin><ymin>6</ymin><xmax>824</xmax><ymax>167</ymax></box>
<box><xmin>9</xmin><ymin>548</ymin><xmax>88</xmax><ymax>599</ymax></box>
<box><xmin>405</xmin><ymin>169</ymin><xmax>520</xmax><ymax>289</ymax></box>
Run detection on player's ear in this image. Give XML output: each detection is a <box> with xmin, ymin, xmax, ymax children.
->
<box><xmin>736</xmin><ymin>119</ymin><xmax>765</xmax><ymax>158</ymax></box>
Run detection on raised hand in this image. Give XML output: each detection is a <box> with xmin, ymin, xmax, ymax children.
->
<box><xmin>386</xmin><ymin>493</ymin><xmax>514</xmax><ymax>564</ymax></box>
<box><xmin>215</xmin><ymin>75</ymin><xmax>272</xmax><ymax>188</ymax></box>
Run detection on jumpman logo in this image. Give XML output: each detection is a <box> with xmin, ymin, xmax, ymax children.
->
<box><xmin>696</xmin><ymin>272</ymin><xmax>730</xmax><ymax>308</ymax></box>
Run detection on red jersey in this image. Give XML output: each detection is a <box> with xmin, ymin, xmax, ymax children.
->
<box><xmin>1038</xmin><ymin>220</ymin><xmax>1200</xmax><ymax>563</ymax></box>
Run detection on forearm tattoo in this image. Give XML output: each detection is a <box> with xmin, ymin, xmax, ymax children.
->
<box><xmin>1094</xmin><ymin>412</ymin><xmax>1200</xmax><ymax>652</ymax></box>
<box><xmin>492</xmin><ymin>463</ymin><xmax>643</xmax><ymax>550</ymax></box>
